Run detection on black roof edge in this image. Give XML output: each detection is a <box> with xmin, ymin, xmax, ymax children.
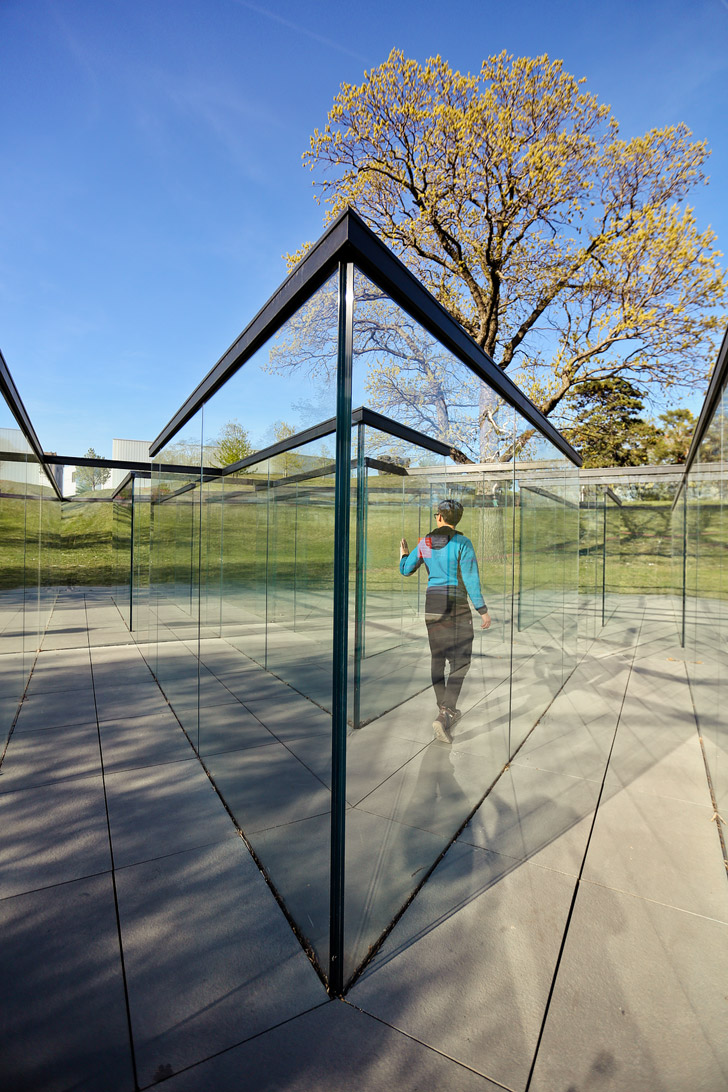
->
<box><xmin>186</xmin><ymin>405</ymin><xmax>464</xmax><ymax>480</ymax></box>
<box><xmin>48</xmin><ymin>454</ymin><xmax>200</xmax><ymax>475</ymax></box>
<box><xmin>218</xmin><ymin>415</ymin><xmax>337</xmax><ymax>475</ymax></box>
<box><xmin>110</xmin><ymin>469</ymin><xmax>153</xmax><ymax>500</ymax></box>
<box><xmin>354</xmin><ymin>407</ymin><xmax>469</xmax><ymax>462</ymax></box>
<box><xmin>671</xmin><ymin>322</ymin><xmax>728</xmax><ymax>509</ymax></box>
<box><xmin>149</xmin><ymin>208</ymin><xmax>581</xmax><ymax>467</ymax></box>
<box><xmin>0</xmin><ymin>348</ymin><xmax>63</xmax><ymax>500</ymax></box>
<box><xmin>681</xmin><ymin>322</ymin><xmax>728</xmax><ymax>481</ymax></box>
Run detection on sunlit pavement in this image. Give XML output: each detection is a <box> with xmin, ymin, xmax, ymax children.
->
<box><xmin>1</xmin><ymin>591</ymin><xmax>726</xmax><ymax>1091</ymax></box>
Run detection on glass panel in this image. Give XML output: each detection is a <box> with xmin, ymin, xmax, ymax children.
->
<box><xmin>685</xmin><ymin>391</ymin><xmax>725</xmax><ymax>823</ymax></box>
<box><xmin>605</xmin><ymin>478</ymin><xmax>679</xmax><ymax>641</ymax></box>
<box><xmin>132</xmin><ymin>475</ymin><xmax>151</xmax><ymax>634</ymax></box>
<box><xmin>22</xmin><ymin>459</ymin><xmax>40</xmax><ymax>658</ymax></box>
<box><xmin>510</xmin><ymin>429</ymin><xmax>573</xmax><ymax>754</ymax></box>
<box><xmin>603</xmin><ymin>490</ymin><xmax>621</xmax><ymax>628</ymax></box>
<box><xmin>577</xmin><ymin>484</ymin><xmax>603</xmax><ymax>653</ymax></box>
<box><xmin>112</xmin><ymin>479</ymin><xmax>133</xmax><ymax>628</ymax></box>
<box><xmin>39</xmin><ymin>484</ymin><xmax>60</xmax><ymax>628</ymax></box>
<box><xmin>0</xmin><ymin>418</ymin><xmax>30</xmax><ymax>749</ymax></box>
<box><xmin>189</xmin><ymin>273</ymin><xmax>339</xmax><ymax>975</ymax></box>
<box><xmin>343</xmin><ymin>267</ymin><xmax>521</xmax><ymax>981</ymax></box>
<box><xmin>149</xmin><ymin>408</ymin><xmax>203</xmax><ymax>745</ymax></box>
<box><xmin>145</xmin><ymin>257</ymin><xmax>583</xmax><ymax>991</ymax></box>
<box><xmin>0</xmin><ymin>402</ymin><xmax>58</xmax><ymax>745</ymax></box>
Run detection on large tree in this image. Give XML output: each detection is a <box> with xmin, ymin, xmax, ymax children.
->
<box><xmin>297</xmin><ymin>50</ymin><xmax>725</xmax><ymax>447</ymax></box>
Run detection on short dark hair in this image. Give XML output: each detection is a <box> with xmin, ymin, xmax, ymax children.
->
<box><xmin>436</xmin><ymin>498</ymin><xmax>463</xmax><ymax>526</ymax></box>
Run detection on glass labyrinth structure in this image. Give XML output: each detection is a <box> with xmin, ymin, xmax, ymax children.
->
<box><xmin>4</xmin><ymin>209</ymin><xmax>728</xmax><ymax>997</ymax></box>
<box><xmin>678</xmin><ymin>325</ymin><xmax>728</xmax><ymax>858</ymax></box>
<box><xmin>143</xmin><ymin>210</ymin><xmax>582</xmax><ymax>991</ymax></box>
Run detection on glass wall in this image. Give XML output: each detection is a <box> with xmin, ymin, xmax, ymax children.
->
<box><xmin>681</xmin><ymin>378</ymin><xmax>726</xmax><ymax>826</ymax></box>
<box><xmin>577</xmin><ymin>485</ymin><xmax>606</xmax><ymax>651</ymax></box>
<box><xmin>111</xmin><ymin>473</ymin><xmax>152</xmax><ymax>634</ymax></box>
<box><xmin>577</xmin><ymin>472</ymin><xmax>682</xmax><ymax>642</ymax></box>
<box><xmin>112</xmin><ymin>476</ymin><xmax>134</xmax><ymax>627</ymax></box>
<box><xmin>147</xmin><ymin>235</ymin><xmax>581</xmax><ymax>991</ymax></box>
<box><xmin>0</xmin><ymin>378</ymin><xmax>59</xmax><ymax>753</ymax></box>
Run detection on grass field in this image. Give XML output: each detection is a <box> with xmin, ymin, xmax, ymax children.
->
<box><xmin>2</xmin><ymin>476</ymin><xmax>725</xmax><ymax>603</ymax></box>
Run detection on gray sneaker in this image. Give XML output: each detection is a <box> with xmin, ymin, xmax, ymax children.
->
<box><xmin>433</xmin><ymin>707</ymin><xmax>452</xmax><ymax>743</ymax></box>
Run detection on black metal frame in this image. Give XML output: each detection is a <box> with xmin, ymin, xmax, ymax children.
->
<box><xmin>145</xmin><ymin>210</ymin><xmax>584</xmax><ymax>996</ymax></box>
<box><xmin>682</xmin><ymin>323</ymin><xmax>728</xmax><ymax>479</ymax></box>
<box><xmin>150</xmin><ymin>208</ymin><xmax>581</xmax><ymax>467</ymax></box>
<box><xmin>1</xmin><ymin>349</ymin><xmax>63</xmax><ymax>500</ymax></box>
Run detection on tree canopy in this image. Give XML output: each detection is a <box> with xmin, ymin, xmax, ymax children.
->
<box><xmin>561</xmin><ymin>381</ymin><xmax>698</xmax><ymax>467</ymax></box>
<box><xmin>298</xmin><ymin>50</ymin><xmax>726</xmax><ymax>446</ymax></box>
<box><xmin>212</xmin><ymin>419</ymin><xmax>253</xmax><ymax>468</ymax></box>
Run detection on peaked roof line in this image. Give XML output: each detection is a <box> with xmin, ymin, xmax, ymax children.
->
<box><xmin>0</xmin><ymin>348</ymin><xmax>64</xmax><ymax>500</ymax></box>
<box><xmin>150</xmin><ymin>207</ymin><xmax>581</xmax><ymax>466</ymax></box>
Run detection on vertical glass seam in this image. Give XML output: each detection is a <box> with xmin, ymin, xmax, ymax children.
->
<box><xmin>329</xmin><ymin>260</ymin><xmax>354</xmax><ymax>994</ymax></box>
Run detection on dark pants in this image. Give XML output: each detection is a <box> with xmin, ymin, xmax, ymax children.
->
<box><xmin>424</xmin><ymin>587</ymin><xmax>474</xmax><ymax>711</ymax></box>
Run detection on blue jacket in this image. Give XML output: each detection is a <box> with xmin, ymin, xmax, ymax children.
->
<box><xmin>399</xmin><ymin>526</ymin><xmax>487</xmax><ymax>614</ymax></box>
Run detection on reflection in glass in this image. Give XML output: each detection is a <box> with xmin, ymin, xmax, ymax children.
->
<box><xmin>683</xmin><ymin>387</ymin><xmax>726</xmax><ymax>825</ymax></box>
<box><xmin>146</xmin><ymin>252</ymin><xmax>583</xmax><ymax>991</ymax></box>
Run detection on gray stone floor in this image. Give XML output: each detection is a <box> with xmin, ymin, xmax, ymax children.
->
<box><xmin>1</xmin><ymin>591</ymin><xmax>727</xmax><ymax>1091</ymax></box>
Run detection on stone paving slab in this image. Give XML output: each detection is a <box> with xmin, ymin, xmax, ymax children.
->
<box><xmin>204</xmin><ymin>741</ymin><xmax>331</xmax><ymax>834</ymax></box>
<box><xmin>529</xmin><ymin>881</ymin><xmax>728</xmax><ymax>1092</ymax></box>
<box><xmin>94</xmin><ymin>681</ymin><xmax>171</xmax><ymax>722</ymax></box>
<box><xmin>197</xmin><ymin>700</ymin><xmax>280</xmax><ymax>756</ymax></box>
<box><xmin>247</xmin><ymin>811</ymin><xmax>331</xmax><ymax>966</ymax></box>
<box><xmin>0</xmin><ymin>874</ymin><xmax>134</xmax><ymax>1092</ymax></box>
<box><xmin>355</xmin><ymin>735</ymin><xmax>510</xmax><ymax>841</ymax></box>
<box><xmin>343</xmin><ymin>805</ymin><xmax>456</xmax><ymax>980</ymax></box>
<box><xmin>350</xmin><ymin>842</ymin><xmax>576</xmax><ymax>1092</ymax></box>
<box><xmin>0</xmin><ymin>773</ymin><xmax>111</xmax><ymax>897</ymax></box>
<box><xmin>605</xmin><ymin>729</ymin><xmax>712</xmax><ymax>806</ymax></box>
<box><xmin>104</xmin><ymin>759</ymin><xmax>238</xmax><ymax>868</ymax></box>
<box><xmin>158</xmin><ymin>998</ymin><xmax>506</xmax><ymax>1092</ymax></box>
<box><xmin>25</xmin><ymin>654</ymin><xmax>92</xmax><ymax>695</ymax></box>
<box><xmin>13</xmin><ymin>687</ymin><xmax>98</xmax><ymax>732</ymax></box>
<box><xmin>460</xmin><ymin>763</ymin><xmax>600</xmax><ymax>878</ymax></box>
<box><xmin>242</xmin><ymin>692</ymin><xmax>331</xmax><ymax>744</ymax></box>
<box><xmin>0</xmin><ymin>721</ymin><xmax>102</xmax><ymax>791</ymax></box>
<box><xmin>285</xmin><ymin>722</ymin><xmax>424</xmax><ymax>804</ymax></box>
<box><xmin>583</xmin><ymin>783</ymin><xmax>728</xmax><ymax>923</ymax></box>
<box><xmin>41</xmin><ymin>630</ymin><xmax>90</xmax><ymax>650</ymax></box>
<box><xmin>98</xmin><ymin>710</ymin><xmax>195</xmax><ymax>772</ymax></box>
<box><xmin>116</xmin><ymin>839</ymin><xmax>327</xmax><ymax>1087</ymax></box>
<box><xmin>514</xmin><ymin>702</ymin><xmax>617</xmax><ymax>783</ymax></box>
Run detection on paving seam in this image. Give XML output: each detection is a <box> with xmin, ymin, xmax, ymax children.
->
<box><xmin>341</xmin><ymin>999</ymin><xmax>517</xmax><ymax>1091</ymax></box>
<box><xmin>133</xmin><ymin>1000</ymin><xmax>332</xmax><ymax>1091</ymax></box>
<box><xmin>86</xmin><ymin>591</ymin><xmax>141</xmax><ymax>1091</ymax></box>
<box><xmin>343</xmin><ymin>634</ymin><xmax>596</xmax><ymax>992</ymax></box>
<box><xmin>0</xmin><ymin>585</ymin><xmax>65</xmax><ymax>768</ymax></box>
<box><xmin>577</xmin><ymin>876</ymin><xmax>728</xmax><ymax>925</ymax></box>
<box><xmin>523</xmin><ymin>610</ymin><xmax>646</xmax><ymax>1092</ymax></box>
<box><xmin>0</xmin><ymin>866</ymin><xmax>113</xmax><ymax>903</ymax></box>
<box><xmin>681</xmin><ymin>656</ymin><xmax>728</xmax><ymax>881</ymax></box>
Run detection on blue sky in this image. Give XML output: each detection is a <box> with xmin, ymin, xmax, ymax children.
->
<box><xmin>1</xmin><ymin>0</ymin><xmax>727</xmax><ymax>455</ymax></box>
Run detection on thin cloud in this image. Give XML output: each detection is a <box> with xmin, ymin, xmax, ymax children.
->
<box><xmin>233</xmin><ymin>0</ymin><xmax>371</xmax><ymax>64</ymax></box>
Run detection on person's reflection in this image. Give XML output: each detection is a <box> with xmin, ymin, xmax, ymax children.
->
<box><xmin>399</xmin><ymin>498</ymin><xmax>491</xmax><ymax>743</ymax></box>
<box><xmin>410</xmin><ymin>738</ymin><xmax>471</xmax><ymax>832</ymax></box>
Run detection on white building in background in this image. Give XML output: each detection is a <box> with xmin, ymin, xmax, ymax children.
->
<box><xmin>109</xmin><ymin>439</ymin><xmax>151</xmax><ymax>491</ymax></box>
<box><xmin>62</xmin><ymin>465</ymin><xmax>77</xmax><ymax>497</ymax></box>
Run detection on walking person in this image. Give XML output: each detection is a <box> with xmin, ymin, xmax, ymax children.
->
<box><xmin>400</xmin><ymin>499</ymin><xmax>491</xmax><ymax>743</ymax></box>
